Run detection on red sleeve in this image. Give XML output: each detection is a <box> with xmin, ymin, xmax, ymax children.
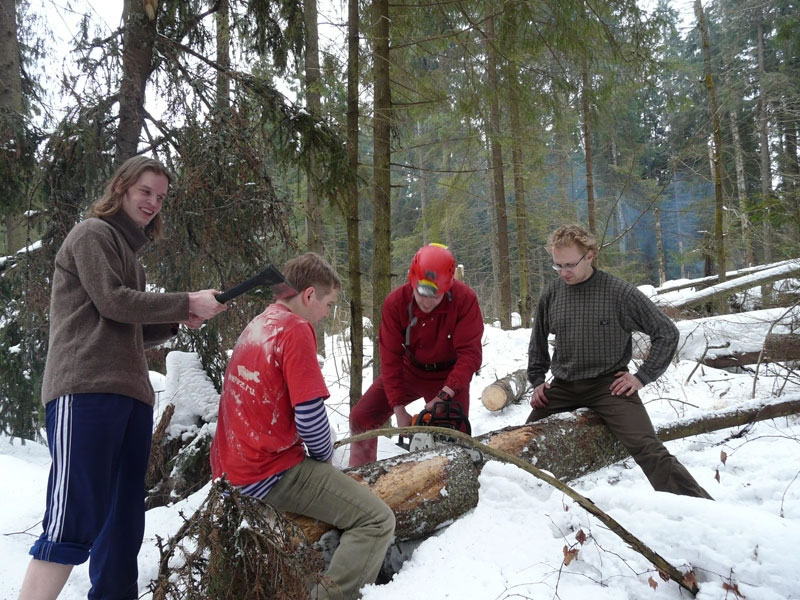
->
<box><xmin>444</xmin><ymin>283</ymin><xmax>484</xmax><ymax>392</ymax></box>
<box><xmin>282</xmin><ymin>321</ymin><xmax>330</xmax><ymax>406</ymax></box>
<box><xmin>378</xmin><ymin>287</ymin><xmax>410</xmax><ymax>408</ymax></box>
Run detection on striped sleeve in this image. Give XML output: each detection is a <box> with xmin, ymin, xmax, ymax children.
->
<box><xmin>295</xmin><ymin>397</ymin><xmax>334</xmax><ymax>462</ymax></box>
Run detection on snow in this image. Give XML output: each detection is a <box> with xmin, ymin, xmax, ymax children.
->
<box><xmin>2</xmin><ymin>282</ymin><xmax>800</xmax><ymax>599</ymax></box>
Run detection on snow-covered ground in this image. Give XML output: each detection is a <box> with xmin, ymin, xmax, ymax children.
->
<box><xmin>2</xmin><ymin>310</ymin><xmax>800</xmax><ymax>599</ymax></box>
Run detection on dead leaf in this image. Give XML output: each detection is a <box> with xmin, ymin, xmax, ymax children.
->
<box><xmin>648</xmin><ymin>576</ymin><xmax>658</xmax><ymax>590</ymax></box>
<box><xmin>683</xmin><ymin>570</ymin><xmax>698</xmax><ymax>588</ymax></box>
<box><xmin>562</xmin><ymin>545</ymin><xmax>579</xmax><ymax>566</ymax></box>
<box><xmin>658</xmin><ymin>569</ymin><xmax>670</xmax><ymax>582</ymax></box>
<box><xmin>722</xmin><ymin>581</ymin><xmax>746</xmax><ymax>598</ymax></box>
<box><xmin>575</xmin><ymin>529</ymin><xmax>587</xmax><ymax>545</ymax></box>
<box><xmin>720</xmin><ymin>450</ymin><xmax>728</xmax><ymax>465</ymax></box>
<box><xmin>715</xmin><ymin>468</ymin><xmax>721</xmax><ymax>483</ymax></box>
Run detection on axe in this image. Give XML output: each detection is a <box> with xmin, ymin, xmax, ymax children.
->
<box><xmin>215</xmin><ymin>264</ymin><xmax>297</xmax><ymax>304</ymax></box>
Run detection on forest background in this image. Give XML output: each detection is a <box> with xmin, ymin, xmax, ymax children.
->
<box><xmin>1</xmin><ymin>0</ymin><xmax>799</xmax><ymax>440</ymax></box>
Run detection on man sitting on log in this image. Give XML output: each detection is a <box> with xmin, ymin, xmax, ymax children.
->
<box><xmin>349</xmin><ymin>243</ymin><xmax>484</xmax><ymax>467</ymax></box>
<box><xmin>210</xmin><ymin>253</ymin><xmax>395</xmax><ymax>599</ymax></box>
<box><xmin>526</xmin><ymin>225</ymin><xmax>713</xmax><ymax>499</ymax></box>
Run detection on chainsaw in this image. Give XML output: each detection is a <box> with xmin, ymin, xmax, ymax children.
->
<box><xmin>396</xmin><ymin>398</ymin><xmax>471</xmax><ymax>452</ymax></box>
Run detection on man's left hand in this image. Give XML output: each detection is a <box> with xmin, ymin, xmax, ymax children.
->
<box><xmin>610</xmin><ymin>371</ymin><xmax>642</xmax><ymax>396</ymax></box>
<box><xmin>425</xmin><ymin>385</ymin><xmax>454</xmax><ymax>410</ymax></box>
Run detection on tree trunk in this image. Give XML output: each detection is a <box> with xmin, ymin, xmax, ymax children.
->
<box><xmin>655</xmin><ymin>207</ymin><xmax>666</xmax><ymax>285</ymax></box>
<box><xmin>300</xmin><ymin>395</ymin><xmax>800</xmax><ymax>544</ymax></box>
<box><xmin>303</xmin><ymin>0</ymin><xmax>326</xmax><ymax>355</ymax></box>
<box><xmin>417</xmin><ymin>121</ymin><xmax>429</xmax><ymax>245</ymax></box>
<box><xmin>117</xmin><ymin>0</ymin><xmax>158</xmax><ymax>163</ymax></box>
<box><xmin>291</xmin><ymin>447</ymin><xmax>480</xmax><ymax>542</ymax></box>
<box><xmin>729</xmin><ymin>108</ymin><xmax>753</xmax><ymax>266</ymax></box>
<box><xmin>781</xmin><ymin>98</ymin><xmax>800</xmax><ymax>243</ymax></box>
<box><xmin>694</xmin><ymin>0</ymin><xmax>726</xmax><ymax>284</ymax></box>
<box><xmin>508</xmin><ymin>77</ymin><xmax>530</xmax><ymax>319</ymax></box>
<box><xmin>481</xmin><ymin>368</ymin><xmax>529</xmax><ymax>411</ymax></box>
<box><xmin>215</xmin><ymin>0</ymin><xmax>230</xmax><ymax>109</ymax></box>
<box><xmin>658</xmin><ymin>260</ymin><xmax>800</xmax><ymax>313</ymax></box>
<box><xmin>371</xmin><ymin>0</ymin><xmax>391</xmax><ymax>378</ymax></box>
<box><xmin>485</xmin><ymin>10</ymin><xmax>512</xmax><ymax>330</ymax></box>
<box><xmin>346</xmin><ymin>0</ymin><xmax>363</xmax><ymax>407</ymax></box>
<box><xmin>582</xmin><ymin>65</ymin><xmax>596</xmax><ymax>235</ymax></box>
<box><xmin>757</xmin><ymin>15</ymin><xmax>773</xmax><ymax>265</ymax></box>
<box><xmin>0</xmin><ymin>0</ymin><xmax>25</xmax><ymax>254</ymax></box>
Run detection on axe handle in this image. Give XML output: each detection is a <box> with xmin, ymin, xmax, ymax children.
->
<box><xmin>215</xmin><ymin>275</ymin><xmax>264</xmax><ymax>304</ymax></box>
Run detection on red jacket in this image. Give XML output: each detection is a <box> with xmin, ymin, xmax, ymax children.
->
<box><xmin>378</xmin><ymin>280</ymin><xmax>484</xmax><ymax>408</ymax></box>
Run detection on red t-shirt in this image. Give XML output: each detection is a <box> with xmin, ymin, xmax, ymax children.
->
<box><xmin>210</xmin><ymin>303</ymin><xmax>329</xmax><ymax>485</ymax></box>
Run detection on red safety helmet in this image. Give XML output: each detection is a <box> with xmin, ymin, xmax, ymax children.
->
<box><xmin>408</xmin><ymin>243</ymin><xmax>456</xmax><ymax>297</ymax></box>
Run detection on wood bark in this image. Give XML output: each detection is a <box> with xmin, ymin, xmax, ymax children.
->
<box><xmin>215</xmin><ymin>0</ymin><xmax>230</xmax><ymax>109</ymax></box>
<box><xmin>481</xmin><ymin>368</ymin><xmax>529</xmax><ymax>411</ymax></box>
<box><xmin>0</xmin><ymin>0</ymin><xmax>25</xmax><ymax>254</ymax></box>
<box><xmin>345</xmin><ymin>0</ymin><xmax>363</xmax><ymax>407</ymax></box>
<box><xmin>655</xmin><ymin>207</ymin><xmax>666</xmax><ymax>286</ymax></box>
<box><xmin>509</xmin><ymin>83</ymin><xmax>530</xmax><ymax>316</ymax></box>
<box><xmin>117</xmin><ymin>0</ymin><xmax>158</xmax><ymax>163</ymax></box>
<box><xmin>485</xmin><ymin>10</ymin><xmax>512</xmax><ymax>330</ymax></box>
<box><xmin>303</xmin><ymin>0</ymin><xmax>326</xmax><ymax>355</ymax></box>
<box><xmin>757</xmin><ymin>13</ymin><xmax>773</xmax><ymax>264</ymax></box>
<box><xmin>371</xmin><ymin>0</ymin><xmax>391</xmax><ymax>378</ymax></box>
<box><xmin>729</xmin><ymin>108</ymin><xmax>754</xmax><ymax>266</ymax></box>
<box><xmin>694</xmin><ymin>0</ymin><xmax>726</xmax><ymax>284</ymax></box>
<box><xmin>582</xmin><ymin>65</ymin><xmax>596</xmax><ymax>235</ymax></box>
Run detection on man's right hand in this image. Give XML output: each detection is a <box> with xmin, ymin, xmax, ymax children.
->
<box><xmin>530</xmin><ymin>382</ymin><xmax>550</xmax><ymax>409</ymax></box>
<box><xmin>394</xmin><ymin>406</ymin><xmax>413</xmax><ymax>428</ymax></box>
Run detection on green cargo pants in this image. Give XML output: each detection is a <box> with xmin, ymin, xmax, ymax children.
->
<box><xmin>265</xmin><ymin>457</ymin><xmax>396</xmax><ymax>599</ymax></box>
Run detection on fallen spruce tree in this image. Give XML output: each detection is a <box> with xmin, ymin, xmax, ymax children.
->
<box><xmin>288</xmin><ymin>395</ymin><xmax>800</xmax><ymax>590</ymax></box>
<box><xmin>149</xmin><ymin>395</ymin><xmax>800</xmax><ymax>598</ymax></box>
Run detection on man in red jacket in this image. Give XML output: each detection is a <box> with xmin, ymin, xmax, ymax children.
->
<box><xmin>349</xmin><ymin>244</ymin><xmax>484</xmax><ymax>467</ymax></box>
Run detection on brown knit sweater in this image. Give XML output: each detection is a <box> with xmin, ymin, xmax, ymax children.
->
<box><xmin>40</xmin><ymin>212</ymin><xmax>190</xmax><ymax>407</ymax></box>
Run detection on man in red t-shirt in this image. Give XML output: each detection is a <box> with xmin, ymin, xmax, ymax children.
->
<box><xmin>349</xmin><ymin>244</ymin><xmax>484</xmax><ymax>467</ymax></box>
<box><xmin>211</xmin><ymin>252</ymin><xmax>395</xmax><ymax>600</ymax></box>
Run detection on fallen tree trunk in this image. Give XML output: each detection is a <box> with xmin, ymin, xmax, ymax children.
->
<box><xmin>294</xmin><ymin>395</ymin><xmax>800</xmax><ymax>545</ymax></box>
<box><xmin>657</xmin><ymin>261</ymin><xmax>800</xmax><ymax>313</ymax></box>
<box><xmin>676</xmin><ymin>333</ymin><xmax>800</xmax><ymax>368</ymax></box>
<box><xmin>480</xmin><ymin>368</ymin><xmax>529</xmax><ymax>411</ymax></box>
<box><xmin>762</xmin><ymin>333</ymin><xmax>800</xmax><ymax>361</ymax></box>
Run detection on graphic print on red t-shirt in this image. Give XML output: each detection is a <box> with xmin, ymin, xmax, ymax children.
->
<box><xmin>210</xmin><ymin>303</ymin><xmax>330</xmax><ymax>485</ymax></box>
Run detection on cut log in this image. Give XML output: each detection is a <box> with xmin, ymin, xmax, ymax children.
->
<box><xmin>480</xmin><ymin>368</ymin><xmax>529</xmax><ymax>411</ymax></box>
<box><xmin>290</xmin><ymin>447</ymin><xmax>479</xmax><ymax>543</ymax></box>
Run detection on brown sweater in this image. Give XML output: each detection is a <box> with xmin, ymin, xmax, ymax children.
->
<box><xmin>41</xmin><ymin>212</ymin><xmax>190</xmax><ymax>407</ymax></box>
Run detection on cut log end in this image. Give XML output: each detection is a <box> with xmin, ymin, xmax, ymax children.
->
<box><xmin>481</xmin><ymin>385</ymin><xmax>510</xmax><ymax>411</ymax></box>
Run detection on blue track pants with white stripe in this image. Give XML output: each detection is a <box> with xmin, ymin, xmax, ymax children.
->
<box><xmin>29</xmin><ymin>393</ymin><xmax>153</xmax><ymax>600</ymax></box>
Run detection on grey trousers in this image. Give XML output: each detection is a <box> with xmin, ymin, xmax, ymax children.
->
<box><xmin>526</xmin><ymin>375</ymin><xmax>713</xmax><ymax>499</ymax></box>
<box><xmin>265</xmin><ymin>457</ymin><xmax>396</xmax><ymax>599</ymax></box>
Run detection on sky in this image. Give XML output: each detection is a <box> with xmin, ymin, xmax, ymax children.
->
<box><xmin>2</xmin><ymin>274</ymin><xmax>799</xmax><ymax>600</ymax></box>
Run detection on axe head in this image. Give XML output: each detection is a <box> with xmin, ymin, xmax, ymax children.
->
<box><xmin>255</xmin><ymin>265</ymin><xmax>297</xmax><ymax>299</ymax></box>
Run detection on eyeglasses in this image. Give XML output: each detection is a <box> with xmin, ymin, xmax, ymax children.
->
<box><xmin>552</xmin><ymin>252</ymin><xmax>588</xmax><ymax>271</ymax></box>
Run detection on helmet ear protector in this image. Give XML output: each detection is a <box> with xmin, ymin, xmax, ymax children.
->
<box><xmin>408</xmin><ymin>243</ymin><xmax>456</xmax><ymax>297</ymax></box>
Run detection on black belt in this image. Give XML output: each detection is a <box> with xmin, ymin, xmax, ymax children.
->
<box><xmin>406</xmin><ymin>351</ymin><xmax>456</xmax><ymax>372</ymax></box>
